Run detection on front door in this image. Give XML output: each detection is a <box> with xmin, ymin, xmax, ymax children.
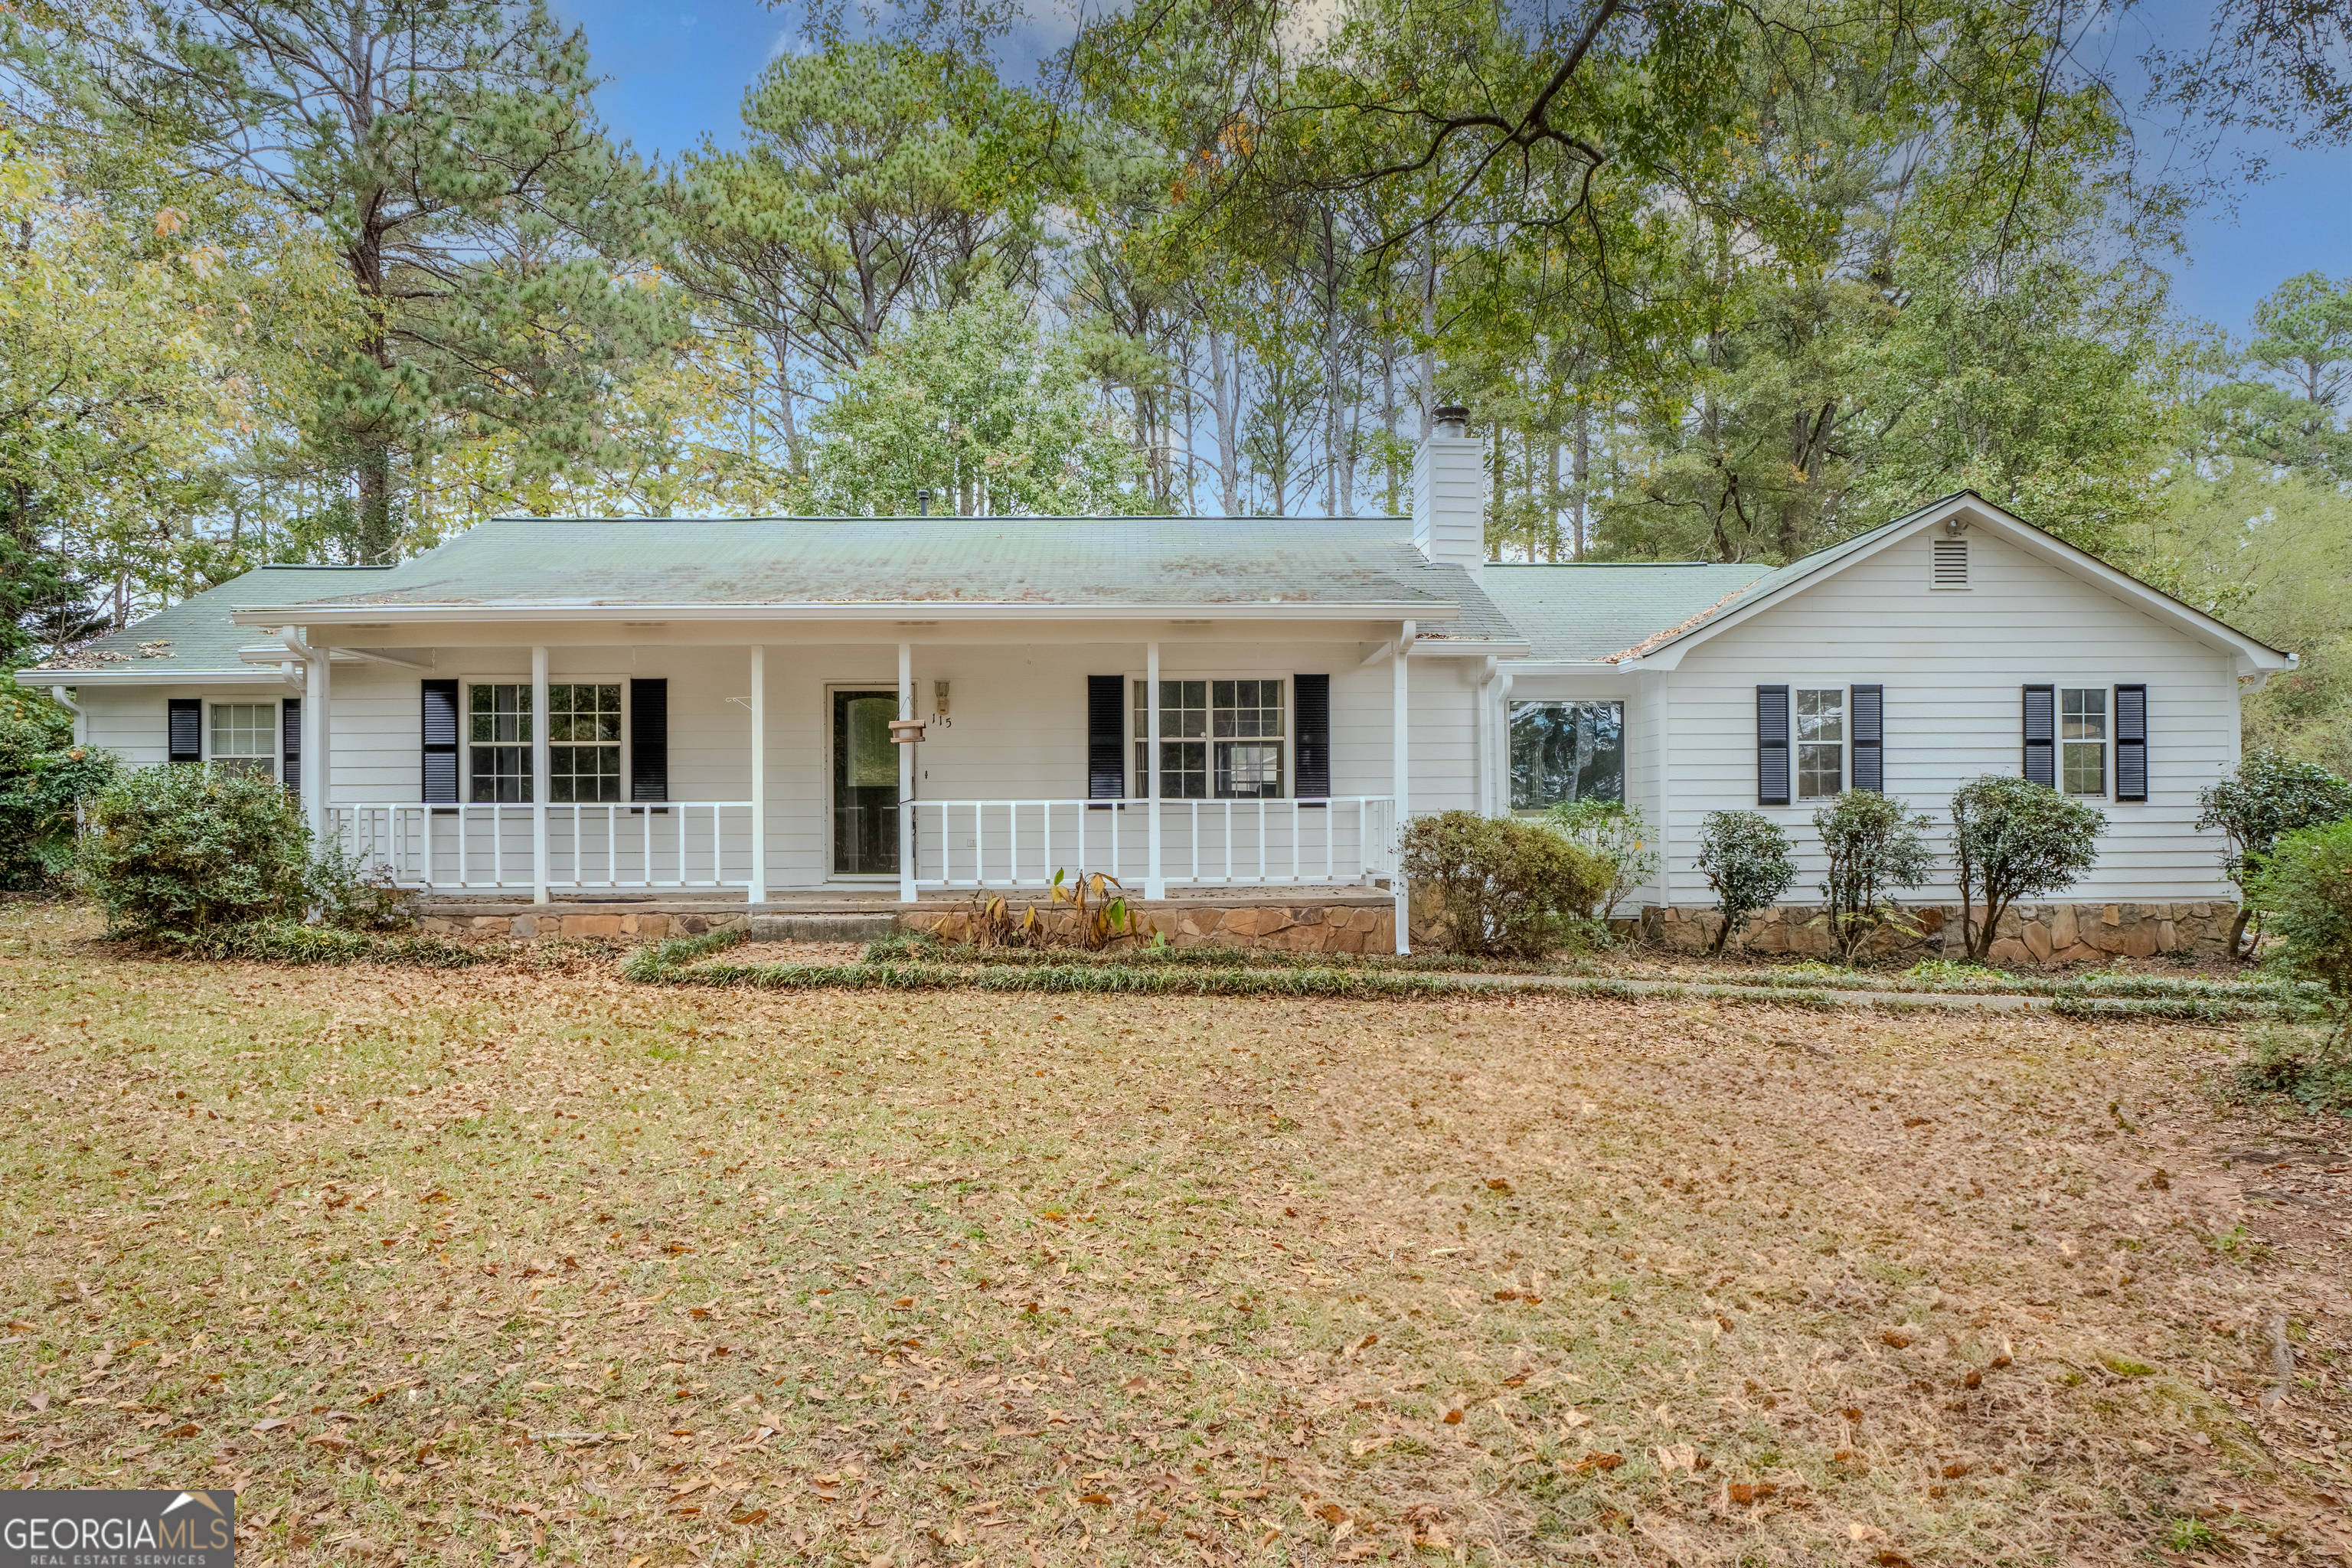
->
<box><xmin>832</xmin><ymin>689</ymin><xmax>900</xmax><ymax>875</ymax></box>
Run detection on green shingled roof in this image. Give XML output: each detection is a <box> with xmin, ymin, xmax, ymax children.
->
<box><xmin>28</xmin><ymin>566</ymin><xmax>391</xmax><ymax>679</ymax></box>
<box><xmin>1480</xmin><ymin>562</ymin><xmax>1769</xmax><ymax>663</ymax></box>
<box><xmin>241</xmin><ymin>514</ymin><xmax>1508</xmax><ymax>624</ymax></box>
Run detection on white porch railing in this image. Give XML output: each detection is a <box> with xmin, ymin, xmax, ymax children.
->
<box><xmin>909</xmin><ymin>797</ymin><xmax>1396</xmax><ymax>890</ymax></box>
<box><xmin>328</xmin><ymin>802</ymin><xmax>754</xmax><ymax>891</ymax></box>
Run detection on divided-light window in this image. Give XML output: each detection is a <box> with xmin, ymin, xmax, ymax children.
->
<box><xmin>209</xmin><ymin>703</ymin><xmax>276</xmax><ymax>779</ymax></box>
<box><xmin>1132</xmin><ymin>679</ymin><xmax>1285</xmax><ymax>799</ymax></box>
<box><xmin>548</xmin><ymin>684</ymin><xmax>622</xmax><ymax>802</ymax></box>
<box><xmin>2062</xmin><ymin>687</ymin><xmax>2106</xmax><ymax>796</ymax></box>
<box><xmin>1795</xmin><ymin>688</ymin><xmax>1844</xmax><ymax>799</ymax></box>
<box><xmin>469</xmin><ymin>684</ymin><xmax>532</xmax><ymax>802</ymax></box>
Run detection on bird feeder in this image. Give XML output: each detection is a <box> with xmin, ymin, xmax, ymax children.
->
<box><xmin>888</xmin><ymin>717</ymin><xmax>926</xmax><ymax>744</ymax></box>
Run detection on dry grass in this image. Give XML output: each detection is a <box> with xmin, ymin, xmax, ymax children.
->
<box><xmin>2</xmin><ymin>899</ymin><xmax>2349</xmax><ymax>1567</ymax></box>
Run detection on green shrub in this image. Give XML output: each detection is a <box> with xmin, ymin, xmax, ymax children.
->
<box><xmin>1949</xmin><ymin>776</ymin><xmax>2104</xmax><ymax>962</ymax></box>
<box><xmin>2200</xmin><ymin>750</ymin><xmax>2352</xmax><ymax>959</ymax></box>
<box><xmin>2232</xmin><ymin>1024</ymin><xmax>2352</xmax><ymax>1112</ymax></box>
<box><xmin>1544</xmin><ymin>799</ymin><xmax>1659</xmax><ymax>922</ymax></box>
<box><xmin>1693</xmin><ymin>809</ymin><xmax>1795</xmax><ymax>955</ymax></box>
<box><xmin>1813</xmin><ymin>791</ymin><xmax>1936</xmax><ymax>962</ymax></box>
<box><xmin>0</xmin><ymin>677</ymin><xmax>117</xmax><ymax>890</ymax></box>
<box><xmin>2249</xmin><ymin>818</ymin><xmax>2352</xmax><ymax>1027</ymax></box>
<box><xmin>1397</xmin><ymin>809</ymin><xmax>1610</xmax><ymax>959</ymax></box>
<box><xmin>83</xmin><ymin>763</ymin><xmax>314</xmax><ymax>936</ymax></box>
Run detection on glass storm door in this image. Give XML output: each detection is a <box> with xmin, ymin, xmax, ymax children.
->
<box><xmin>832</xmin><ymin>690</ymin><xmax>900</xmax><ymax>875</ymax></box>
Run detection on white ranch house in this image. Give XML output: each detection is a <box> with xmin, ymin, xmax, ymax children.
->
<box><xmin>43</xmin><ymin>416</ymin><xmax>2292</xmax><ymax>957</ymax></box>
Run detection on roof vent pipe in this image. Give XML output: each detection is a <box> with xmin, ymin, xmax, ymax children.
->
<box><xmin>1413</xmin><ymin>404</ymin><xmax>1485</xmax><ymax>582</ymax></box>
<box><xmin>917</xmin><ymin>488</ymin><xmax>933</xmax><ymax>518</ymax></box>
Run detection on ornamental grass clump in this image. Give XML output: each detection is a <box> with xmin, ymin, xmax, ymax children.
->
<box><xmin>1398</xmin><ymin>809</ymin><xmax>1609</xmax><ymax>959</ymax></box>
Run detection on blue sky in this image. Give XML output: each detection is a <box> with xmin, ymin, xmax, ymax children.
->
<box><xmin>548</xmin><ymin>0</ymin><xmax>2352</xmax><ymax>338</ymax></box>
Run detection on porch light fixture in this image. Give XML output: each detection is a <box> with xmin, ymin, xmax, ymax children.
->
<box><xmin>888</xmin><ymin>717</ymin><xmax>926</xmax><ymax>744</ymax></box>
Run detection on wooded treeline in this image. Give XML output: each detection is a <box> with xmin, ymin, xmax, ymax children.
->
<box><xmin>2</xmin><ymin>0</ymin><xmax>2349</xmax><ymax>763</ymax></box>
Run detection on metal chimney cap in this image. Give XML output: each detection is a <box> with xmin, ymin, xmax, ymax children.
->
<box><xmin>1432</xmin><ymin>404</ymin><xmax>1469</xmax><ymax>434</ymax></box>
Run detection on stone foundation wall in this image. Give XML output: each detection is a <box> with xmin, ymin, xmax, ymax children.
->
<box><xmin>421</xmin><ymin>901</ymin><xmax>1397</xmax><ymax>953</ymax></box>
<box><xmin>917</xmin><ymin>901</ymin><xmax>1393</xmax><ymax>955</ymax></box>
<box><xmin>1640</xmin><ymin>900</ymin><xmax>2238</xmax><ymax>964</ymax></box>
<box><xmin>420</xmin><ymin>910</ymin><xmax>743</xmax><ymax>941</ymax></box>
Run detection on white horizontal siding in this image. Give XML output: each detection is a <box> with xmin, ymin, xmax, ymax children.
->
<box><xmin>1658</xmin><ymin>526</ymin><xmax>2240</xmax><ymax>904</ymax></box>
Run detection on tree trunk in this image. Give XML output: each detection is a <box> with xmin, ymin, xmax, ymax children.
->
<box><xmin>1570</xmin><ymin>400</ymin><xmax>1589</xmax><ymax>560</ymax></box>
<box><xmin>1380</xmin><ymin>335</ymin><xmax>1399</xmax><ymax>514</ymax></box>
<box><xmin>1418</xmin><ymin>232</ymin><xmax>1437</xmax><ymax>439</ymax></box>
<box><xmin>769</xmin><ymin>331</ymin><xmax>805</xmax><ymax>476</ymax></box>
<box><xmin>356</xmin><ymin>441</ymin><xmax>395</xmax><ymax>563</ymax></box>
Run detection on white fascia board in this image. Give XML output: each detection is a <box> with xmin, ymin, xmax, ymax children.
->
<box><xmin>1409</xmin><ymin>639</ymin><xmax>1531</xmax><ymax>658</ymax></box>
<box><xmin>33</xmin><ymin>665</ymin><xmax>299</xmax><ymax>687</ymax></box>
<box><xmin>237</xmin><ymin>642</ymin><xmax>430</xmax><ymax>669</ymax></box>
<box><xmin>1626</xmin><ymin>495</ymin><xmax>2293</xmax><ymax>671</ymax></box>
<box><xmin>227</xmin><ymin>599</ymin><xmax>1463</xmax><ymax>628</ymax></box>
<box><xmin>1500</xmin><ymin>660</ymin><xmax>1641</xmax><ymax>677</ymax></box>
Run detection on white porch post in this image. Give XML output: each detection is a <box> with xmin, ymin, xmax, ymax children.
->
<box><xmin>1145</xmin><ymin>642</ymin><xmax>1164</xmax><ymax>900</ymax></box>
<box><xmin>531</xmin><ymin>645</ymin><xmax>549</xmax><ymax>905</ymax></box>
<box><xmin>1393</xmin><ymin>621</ymin><xmax>1412</xmax><ymax>954</ymax></box>
<box><xmin>749</xmin><ymin>645</ymin><xmax>767</xmax><ymax>905</ymax></box>
<box><xmin>898</xmin><ymin>642</ymin><xmax>916</xmax><ymax>903</ymax></box>
<box><xmin>307</xmin><ymin>639</ymin><xmax>331</xmax><ymax>846</ymax></box>
<box><xmin>1651</xmin><ymin>669</ymin><xmax>1672</xmax><ymax>913</ymax></box>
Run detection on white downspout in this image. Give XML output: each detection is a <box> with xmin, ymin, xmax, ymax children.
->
<box><xmin>1392</xmin><ymin>620</ymin><xmax>1414</xmax><ymax>954</ymax></box>
<box><xmin>750</xmin><ymin>645</ymin><xmax>767</xmax><ymax>906</ymax></box>
<box><xmin>531</xmin><ymin>645</ymin><xmax>549</xmax><ymax>905</ymax></box>
<box><xmin>47</xmin><ymin>686</ymin><xmax>84</xmax><ymax>747</ymax></box>
<box><xmin>898</xmin><ymin>642</ymin><xmax>916</xmax><ymax>903</ymax></box>
<box><xmin>279</xmin><ymin>626</ymin><xmax>328</xmax><ymax>844</ymax></box>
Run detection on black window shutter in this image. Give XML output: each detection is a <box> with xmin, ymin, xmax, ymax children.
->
<box><xmin>2023</xmin><ymin>684</ymin><xmax>2056</xmax><ymax>787</ymax></box>
<box><xmin>2114</xmin><ymin>684</ymin><xmax>2148</xmax><ymax>802</ymax></box>
<box><xmin>1850</xmin><ymin>684</ymin><xmax>1883</xmax><ymax>793</ymax></box>
<box><xmin>631</xmin><ymin>678</ymin><xmax>669</xmax><ymax>802</ymax></box>
<box><xmin>1293</xmin><ymin>674</ymin><xmax>1331</xmax><ymax>799</ymax></box>
<box><xmin>282</xmin><ymin>697</ymin><xmax>302</xmax><ymax>799</ymax></box>
<box><xmin>168</xmin><ymin>697</ymin><xmax>201</xmax><ymax>763</ymax></box>
<box><xmin>1086</xmin><ymin>675</ymin><xmax>1125</xmax><ymax>799</ymax></box>
<box><xmin>1756</xmin><ymin>685</ymin><xmax>1790</xmax><ymax>805</ymax></box>
<box><xmin>421</xmin><ymin>679</ymin><xmax>459</xmax><ymax>804</ymax></box>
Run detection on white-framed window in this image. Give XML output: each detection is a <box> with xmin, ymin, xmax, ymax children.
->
<box><xmin>2062</xmin><ymin>687</ymin><xmax>2106</xmax><ymax>796</ymax></box>
<box><xmin>1508</xmin><ymin>701</ymin><xmax>1625</xmax><ymax>809</ymax></box>
<box><xmin>1132</xmin><ymin>678</ymin><xmax>1285</xmax><ymax>799</ymax></box>
<box><xmin>1795</xmin><ymin>688</ymin><xmax>1844</xmax><ymax>799</ymax></box>
<box><xmin>208</xmin><ymin>702</ymin><xmax>276</xmax><ymax>779</ymax></box>
<box><xmin>469</xmin><ymin>683</ymin><xmax>532</xmax><ymax>802</ymax></box>
<box><xmin>548</xmin><ymin>683</ymin><xmax>623</xmax><ymax>802</ymax></box>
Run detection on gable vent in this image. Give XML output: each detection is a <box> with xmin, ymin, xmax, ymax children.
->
<box><xmin>1931</xmin><ymin>537</ymin><xmax>1969</xmax><ymax>590</ymax></box>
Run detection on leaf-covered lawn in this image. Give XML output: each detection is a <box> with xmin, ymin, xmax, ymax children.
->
<box><xmin>2</xmin><ymin>902</ymin><xmax>2347</xmax><ymax>1566</ymax></box>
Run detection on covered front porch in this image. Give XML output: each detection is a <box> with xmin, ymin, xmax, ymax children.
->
<box><xmin>270</xmin><ymin>626</ymin><xmax>1449</xmax><ymax>951</ymax></box>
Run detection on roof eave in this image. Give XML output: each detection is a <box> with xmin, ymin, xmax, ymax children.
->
<box><xmin>228</xmin><ymin>600</ymin><xmax>1464</xmax><ymax>627</ymax></box>
<box><xmin>29</xmin><ymin>665</ymin><xmax>299</xmax><ymax>687</ymax></box>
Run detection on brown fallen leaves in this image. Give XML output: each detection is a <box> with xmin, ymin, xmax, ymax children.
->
<box><xmin>0</xmin><ymin>903</ymin><xmax>2347</xmax><ymax>1566</ymax></box>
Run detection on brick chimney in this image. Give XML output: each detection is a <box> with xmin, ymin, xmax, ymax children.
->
<box><xmin>1412</xmin><ymin>404</ymin><xmax>1485</xmax><ymax>583</ymax></box>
